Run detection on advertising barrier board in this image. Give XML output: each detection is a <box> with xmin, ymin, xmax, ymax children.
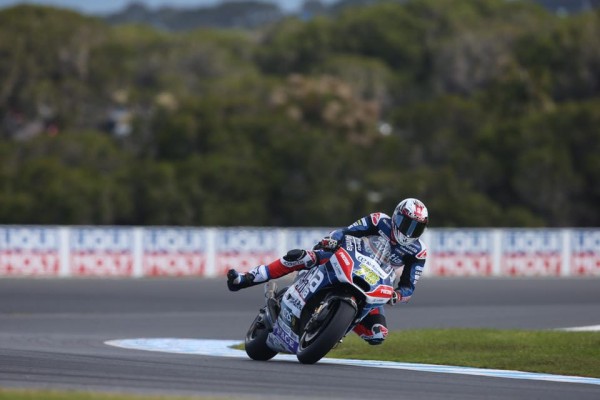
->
<box><xmin>428</xmin><ymin>229</ymin><xmax>494</xmax><ymax>276</ymax></box>
<box><xmin>70</xmin><ymin>228</ymin><xmax>134</xmax><ymax>277</ymax></box>
<box><xmin>571</xmin><ymin>229</ymin><xmax>600</xmax><ymax>276</ymax></box>
<box><xmin>500</xmin><ymin>230</ymin><xmax>563</xmax><ymax>276</ymax></box>
<box><xmin>0</xmin><ymin>227</ymin><xmax>60</xmax><ymax>276</ymax></box>
<box><xmin>0</xmin><ymin>226</ymin><xmax>598</xmax><ymax>278</ymax></box>
<box><xmin>143</xmin><ymin>228</ymin><xmax>207</xmax><ymax>277</ymax></box>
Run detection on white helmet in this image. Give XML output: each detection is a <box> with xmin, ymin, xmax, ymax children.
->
<box><xmin>391</xmin><ymin>198</ymin><xmax>428</xmax><ymax>245</ymax></box>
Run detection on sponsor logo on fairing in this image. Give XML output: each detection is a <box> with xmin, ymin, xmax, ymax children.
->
<box><xmin>338</xmin><ymin>249</ymin><xmax>353</xmax><ymax>266</ymax></box>
<box><xmin>330</xmin><ymin>257</ymin><xmax>346</xmax><ymax>281</ymax></box>
<box><xmin>356</xmin><ymin>264</ymin><xmax>380</xmax><ymax>285</ymax></box>
<box><xmin>284</xmin><ymin>291</ymin><xmax>305</xmax><ymax>316</ymax></box>
<box><xmin>366</xmin><ymin>285</ymin><xmax>395</xmax><ymax>303</ymax></box>
<box><xmin>280</xmin><ymin>305</ymin><xmax>295</xmax><ymax>324</ymax></box>
<box><xmin>334</xmin><ymin>248</ymin><xmax>354</xmax><ymax>281</ymax></box>
<box><xmin>294</xmin><ymin>268</ymin><xmax>325</xmax><ymax>298</ymax></box>
<box><xmin>272</xmin><ymin>324</ymin><xmax>298</xmax><ymax>353</ymax></box>
<box><xmin>355</xmin><ymin>253</ymin><xmax>378</xmax><ymax>270</ymax></box>
<box><xmin>356</xmin><ymin>253</ymin><xmax>390</xmax><ymax>278</ymax></box>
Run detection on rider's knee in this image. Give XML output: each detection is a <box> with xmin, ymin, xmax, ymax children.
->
<box><xmin>283</xmin><ymin>249</ymin><xmax>305</xmax><ymax>262</ymax></box>
<box><xmin>281</xmin><ymin>249</ymin><xmax>316</xmax><ymax>268</ymax></box>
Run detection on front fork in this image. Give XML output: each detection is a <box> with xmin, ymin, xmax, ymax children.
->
<box><xmin>304</xmin><ymin>295</ymin><xmax>359</xmax><ymax>336</ymax></box>
<box><xmin>260</xmin><ymin>281</ymin><xmax>279</xmax><ymax>331</ymax></box>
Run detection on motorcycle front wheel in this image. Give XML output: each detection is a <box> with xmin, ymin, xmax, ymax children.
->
<box><xmin>296</xmin><ymin>299</ymin><xmax>356</xmax><ymax>364</ymax></box>
<box><xmin>245</xmin><ymin>312</ymin><xmax>278</xmax><ymax>361</ymax></box>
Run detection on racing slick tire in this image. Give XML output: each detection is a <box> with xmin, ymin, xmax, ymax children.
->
<box><xmin>245</xmin><ymin>312</ymin><xmax>278</xmax><ymax>361</ymax></box>
<box><xmin>296</xmin><ymin>298</ymin><xmax>356</xmax><ymax>364</ymax></box>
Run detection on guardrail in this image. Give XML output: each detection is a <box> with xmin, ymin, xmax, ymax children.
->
<box><xmin>0</xmin><ymin>226</ymin><xmax>598</xmax><ymax>277</ymax></box>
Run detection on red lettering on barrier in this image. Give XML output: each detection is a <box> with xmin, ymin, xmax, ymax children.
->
<box><xmin>144</xmin><ymin>253</ymin><xmax>206</xmax><ymax>276</ymax></box>
<box><xmin>571</xmin><ymin>254</ymin><xmax>600</xmax><ymax>276</ymax></box>
<box><xmin>0</xmin><ymin>251</ymin><xmax>59</xmax><ymax>276</ymax></box>
<box><xmin>501</xmin><ymin>254</ymin><xmax>561</xmax><ymax>276</ymax></box>
<box><xmin>71</xmin><ymin>252</ymin><xmax>133</xmax><ymax>277</ymax></box>
<box><xmin>429</xmin><ymin>254</ymin><xmax>492</xmax><ymax>277</ymax></box>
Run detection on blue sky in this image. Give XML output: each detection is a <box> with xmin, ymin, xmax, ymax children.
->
<box><xmin>0</xmin><ymin>0</ymin><xmax>328</xmax><ymax>14</ymax></box>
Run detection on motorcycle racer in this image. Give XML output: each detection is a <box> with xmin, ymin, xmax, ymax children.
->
<box><xmin>227</xmin><ymin>198</ymin><xmax>429</xmax><ymax>345</ymax></box>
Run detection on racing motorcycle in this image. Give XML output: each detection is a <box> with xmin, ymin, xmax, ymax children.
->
<box><xmin>244</xmin><ymin>234</ymin><xmax>396</xmax><ymax>364</ymax></box>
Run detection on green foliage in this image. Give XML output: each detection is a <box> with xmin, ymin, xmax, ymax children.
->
<box><xmin>0</xmin><ymin>132</ymin><xmax>133</xmax><ymax>224</ymax></box>
<box><xmin>1</xmin><ymin>1</ymin><xmax>599</xmax><ymax>227</ymax></box>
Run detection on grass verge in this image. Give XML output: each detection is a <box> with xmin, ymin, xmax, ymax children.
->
<box><xmin>234</xmin><ymin>328</ymin><xmax>600</xmax><ymax>377</ymax></box>
<box><xmin>327</xmin><ymin>329</ymin><xmax>600</xmax><ymax>378</ymax></box>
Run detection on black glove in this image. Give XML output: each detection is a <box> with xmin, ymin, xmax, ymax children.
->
<box><xmin>227</xmin><ymin>269</ymin><xmax>255</xmax><ymax>292</ymax></box>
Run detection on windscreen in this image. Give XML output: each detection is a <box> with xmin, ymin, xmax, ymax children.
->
<box><xmin>349</xmin><ymin>235</ymin><xmax>393</xmax><ymax>276</ymax></box>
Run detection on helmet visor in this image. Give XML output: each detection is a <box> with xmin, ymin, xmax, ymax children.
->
<box><xmin>394</xmin><ymin>214</ymin><xmax>426</xmax><ymax>239</ymax></box>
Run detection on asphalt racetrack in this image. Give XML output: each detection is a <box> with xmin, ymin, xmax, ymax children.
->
<box><xmin>1</xmin><ymin>277</ymin><xmax>599</xmax><ymax>399</ymax></box>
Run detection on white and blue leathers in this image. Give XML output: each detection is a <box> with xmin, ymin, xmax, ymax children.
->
<box><xmin>330</xmin><ymin>212</ymin><xmax>427</xmax><ymax>302</ymax></box>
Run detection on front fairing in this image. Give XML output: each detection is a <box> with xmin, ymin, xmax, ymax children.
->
<box><xmin>331</xmin><ymin>235</ymin><xmax>396</xmax><ymax>303</ymax></box>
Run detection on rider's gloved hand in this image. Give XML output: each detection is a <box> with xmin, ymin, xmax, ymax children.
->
<box><xmin>388</xmin><ymin>290</ymin><xmax>402</xmax><ymax>306</ymax></box>
<box><xmin>313</xmin><ymin>230</ymin><xmax>344</xmax><ymax>251</ymax></box>
<box><xmin>318</xmin><ymin>236</ymin><xmax>339</xmax><ymax>251</ymax></box>
<box><xmin>227</xmin><ymin>269</ymin><xmax>255</xmax><ymax>292</ymax></box>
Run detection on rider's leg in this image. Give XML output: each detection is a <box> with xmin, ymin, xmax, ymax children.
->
<box><xmin>227</xmin><ymin>249</ymin><xmax>319</xmax><ymax>291</ymax></box>
<box><xmin>266</xmin><ymin>249</ymin><xmax>318</xmax><ymax>279</ymax></box>
<box><xmin>352</xmin><ymin>306</ymin><xmax>388</xmax><ymax>345</ymax></box>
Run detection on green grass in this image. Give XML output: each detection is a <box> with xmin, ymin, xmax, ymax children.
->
<box><xmin>235</xmin><ymin>328</ymin><xmax>600</xmax><ymax>377</ymax></box>
<box><xmin>326</xmin><ymin>329</ymin><xmax>600</xmax><ymax>378</ymax></box>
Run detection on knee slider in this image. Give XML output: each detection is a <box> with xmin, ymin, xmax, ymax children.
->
<box><xmin>283</xmin><ymin>249</ymin><xmax>306</xmax><ymax>262</ymax></box>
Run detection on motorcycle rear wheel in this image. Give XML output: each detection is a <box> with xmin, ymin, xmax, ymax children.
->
<box><xmin>296</xmin><ymin>299</ymin><xmax>356</xmax><ymax>364</ymax></box>
<box><xmin>245</xmin><ymin>312</ymin><xmax>278</xmax><ymax>361</ymax></box>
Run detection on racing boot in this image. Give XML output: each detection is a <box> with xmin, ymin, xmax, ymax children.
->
<box><xmin>226</xmin><ymin>264</ymin><xmax>270</xmax><ymax>292</ymax></box>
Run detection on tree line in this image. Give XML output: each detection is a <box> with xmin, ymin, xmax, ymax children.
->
<box><xmin>0</xmin><ymin>0</ymin><xmax>598</xmax><ymax>228</ymax></box>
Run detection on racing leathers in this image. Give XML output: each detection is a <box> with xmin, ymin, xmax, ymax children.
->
<box><xmin>227</xmin><ymin>212</ymin><xmax>428</xmax><ymax>345</ymax></box>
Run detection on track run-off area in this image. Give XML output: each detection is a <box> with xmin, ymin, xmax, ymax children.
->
<box><xmin>1</xmin><ymin>277</ymin><xmax>599</xmax><ymax>399</ymax></box>
<box><xmin>105</xmin><ymin>337</ymin><xmax>600</xmax><ymax>386</ymax></box>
